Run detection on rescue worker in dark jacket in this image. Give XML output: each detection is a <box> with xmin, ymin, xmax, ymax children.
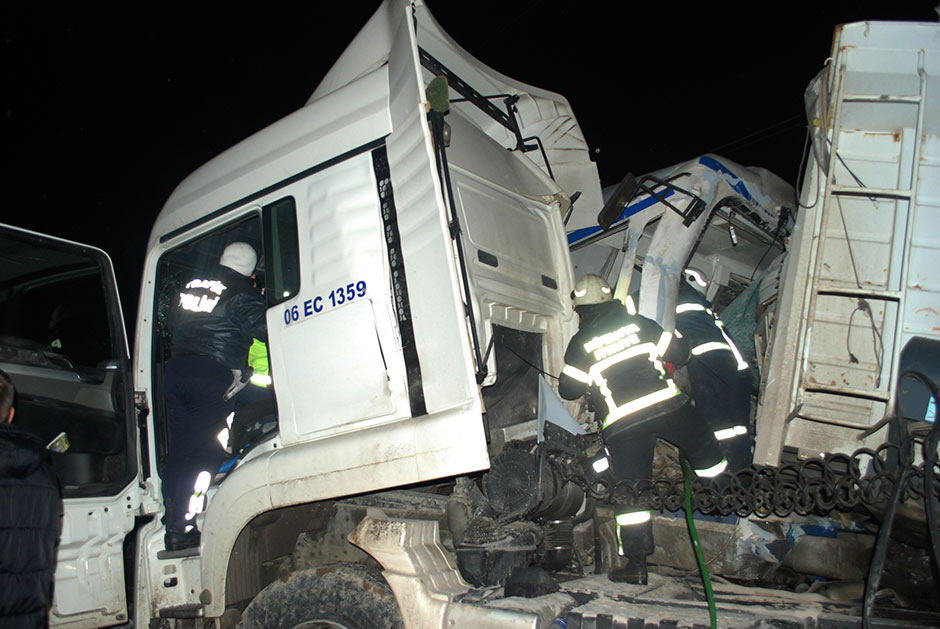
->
<box><xmin>231</xmin><ymin>266</ymin><xmax>274</xmax><ymax>408</ymax></box>
<box><xmin>559</xmin><ymin>275</ymin><xmax>725</xmax><ymax>585</ymax></box>
<box><xmin>225</xmin><ymin>268</ymin><xmax>276</xmax><ymax>457</ymax></box>
<box><xmin>675</xmin><ymin>279</ymin><xmax>754</xmax><ymax>471</ymax></box>
<box><xmin>162</xmin><ymin>242</ymin><xmax>267</xmax><ymax>551</ymax></box>
<box><xmin>0</xmin><ymin>368</ymin><xmax>62</xmax><ymax>628</ymax></box>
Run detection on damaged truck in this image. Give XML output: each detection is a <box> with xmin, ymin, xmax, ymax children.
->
<box><xmin>0</xmin><ymin>2</ymin><xmax>937</xmax><ymax>627</ymax></box>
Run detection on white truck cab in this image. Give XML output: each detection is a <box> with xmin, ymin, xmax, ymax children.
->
<box><xmin>2</xmin><ymin>1</ymin><xmax>594</xmax><ymax>625</ymax></box>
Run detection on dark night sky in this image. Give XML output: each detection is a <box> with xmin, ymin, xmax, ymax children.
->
<box><xmin>2</xmin><ymin>2</ymin><xmax>938</xmax><ymax>331</ymax></box>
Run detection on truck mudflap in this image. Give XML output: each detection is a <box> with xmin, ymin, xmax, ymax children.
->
<box><xmin>350</xmin><ymin>513</ymin><xmax>940</xmax><ymax>629</ymax></box>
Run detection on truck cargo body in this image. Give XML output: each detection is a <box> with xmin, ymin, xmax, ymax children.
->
<box><xmin>755</xmin><ymin>21</ymin><xmax>940</xmax><ymax>465</ymax></box>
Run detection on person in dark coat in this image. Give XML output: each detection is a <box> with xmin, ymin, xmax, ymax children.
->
<box><xmin>674</xmin><ymin>280</ymin><xmax>754</xmax><ymax>471</ymax></box>
<box><xmin>161</xmin><ymin>242</ymin><xmax>267</xmax><ymax>551</ymax></box>
<box><xmin>0</xmin><ymin>368</ymin><xmax>62</xmax><ymax>628</ymax></box>
<box><xmin>559</xmin><ymin>275</ymin><xmax>726</xmax><ymax>585</ymax></box>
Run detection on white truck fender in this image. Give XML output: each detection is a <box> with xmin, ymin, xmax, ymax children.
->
<box><xmin>348</xmin><ymin>512</ymin><xmax>542</xmax><ymax>628</ymax></box>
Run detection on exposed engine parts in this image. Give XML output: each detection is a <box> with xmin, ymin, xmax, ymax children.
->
<box><xmin>453</xmin><ymin>428</ymin><xmax>595</xmax><ymax>586</ymax></box>
<box><xmin>459</xmin><ymin>429</ymin><xmax>938</xmax><ymax>583</ymax></box>
<box><xmin>455</xmin><ymin>517</ymin><xmax>541</xmax><ymax>586</ymax></box>
<box><xmin>541</xmin><ymin>518</ymin><xmax>575</xmax><ymax>573</ymax></box>
<box><xmin>452</xmin><ymin>420</ymin><xmax>938</xmax><ymax>588</ymax></box>
<box><xmin>482</xmin><ymin>447</ymin><xmax>586</xmax><ymax>522</ymax></box>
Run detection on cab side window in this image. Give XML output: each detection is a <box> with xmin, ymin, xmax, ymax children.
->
<box><xmin>152</xmin><ymin>199</ymin><xmax>296</xmax><ymax>466</ymax></box>
<box><xmin>263</xmin><ymin>197</ymin><xmax>300</xmax><ymax>307</ymax></box>
<box><xmin>0</xmin><ymin>230</ymin><xmax>132</xmax><ymax>494</ymax></box>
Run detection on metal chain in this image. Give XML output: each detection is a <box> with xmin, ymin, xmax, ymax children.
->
<box><xmin>567</xmin><ymin>439</ymin><xmax>940</xmax><ymax>518</ymax></box>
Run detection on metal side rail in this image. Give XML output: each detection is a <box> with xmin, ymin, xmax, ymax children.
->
<box><xmin>551</xmin><ymin>574</ymin><xmax>940</xmax><ymax>629</ymax></box>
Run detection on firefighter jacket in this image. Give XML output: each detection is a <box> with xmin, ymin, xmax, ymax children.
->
<box><xmin>170</xmin><ymin>265</ymin><xmax>268</xmax><ymax>371</ymax></box>
<box><xmin>674</xmin><ymin>283</ymin><xmax>749</xmax><ymax>387</ymax></box>
<box><xmin>559</xmin><ymin>300</ymin><xmax>690</xmax><ymax>435</ymax></box>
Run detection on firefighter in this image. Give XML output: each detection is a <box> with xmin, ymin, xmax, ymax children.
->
<box><xmin>559</xmin><ymin>274</ymin><xmax>726</xmax><ymax>585</ymax></box>
<box><xmin>675</xmin><ymin>278</ymin><xmax>754</xmax><ymax>471</ymax></box>
<box><xmin>161</xmin><ymin>242</ymin><xmax>267</xmax><ymax>551</ymax></box>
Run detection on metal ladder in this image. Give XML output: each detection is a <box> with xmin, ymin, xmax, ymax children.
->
<box><xmin>790</xmin><ymin>51</ymin><xmax>928</xmax><ymax>436</ymax></box>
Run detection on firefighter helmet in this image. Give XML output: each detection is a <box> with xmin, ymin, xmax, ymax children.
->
<box><xmin>572</xmin><ymin>274</ymin><xmax>613</xmax><ymax>307</ymax></box>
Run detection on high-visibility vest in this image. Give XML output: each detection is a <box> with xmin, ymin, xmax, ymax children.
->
<box><xmin>248</xmin><ymin>339</ymin><xmax>271</xmax><ymax>387</ymax></box>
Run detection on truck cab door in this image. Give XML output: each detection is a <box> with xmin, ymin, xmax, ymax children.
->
<box><xmin>0</xmin><ymin>224</ymin><xmax>140</xmax><ymax>627</ymax></box>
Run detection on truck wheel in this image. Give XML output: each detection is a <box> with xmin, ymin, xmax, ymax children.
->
<box><xmin>237</xmin><ymin>562</ymin><xmax>404</xmax><ymax>629</ymax></box>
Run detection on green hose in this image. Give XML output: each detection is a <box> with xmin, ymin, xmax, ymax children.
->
<box><xmin>682</xmin><ymin>458</ymin><xmax>717</xmax><ymax>629</ymax></box>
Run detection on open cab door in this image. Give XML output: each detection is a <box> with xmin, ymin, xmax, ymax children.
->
<box><xmin>0</xmin><ymin>224</ymin><xmax>140</xmax><ymax>627</ymax></box>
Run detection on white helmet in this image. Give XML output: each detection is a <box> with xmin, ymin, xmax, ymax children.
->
<box><xmin>219</xmin><ymin>242</ymin><xmax>258</xmax><ymax>277</ymax></box>
<box><xmin>572</xmin><ymin>274</ymin><xmax>613</xmax><ymax>307</ymax></box>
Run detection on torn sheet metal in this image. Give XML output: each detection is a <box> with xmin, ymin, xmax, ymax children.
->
<box><xmin>567</xmin><ymin>154</ymin><xmax>794</xmax><ymax>330</ymax></box>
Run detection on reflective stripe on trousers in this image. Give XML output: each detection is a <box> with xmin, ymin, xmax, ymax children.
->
<box><xmin>695</xmin><ymin>458</ymin><xmax>728</xmax><ymax>478</ymax></box>
<box><xmin>184</xmin><ymin>470</ymin><xmax>213</xmax><ymax>531</ymax></box>
<box><xmin>714</xmin><ymin>425</ymin><xmax>747</xmax><ymax>441</ymax></box>
<box><xmin>615</xmin><ymin>510</ymin><xmax>652</xmax><ymax>556</ymax></box>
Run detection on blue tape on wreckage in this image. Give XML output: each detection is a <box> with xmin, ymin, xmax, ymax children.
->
<box><xmin>567</xmin><ymin>155</ymin><xmax>774</xmax><ymax>248</ymax></box>
<box><xmin>566</xmin><ymin>188</ymin><xmax>676</xmax><ymax>247</ymax></box>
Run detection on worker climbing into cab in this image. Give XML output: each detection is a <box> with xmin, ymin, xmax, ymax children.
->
<box><xmin>674</xmin><ymin>275</ymin><xmax>754</xmax><ymax>471</ymax></box>
<box><xmin>224</xmin><ymin>263</ymin><xmax>277</xmax><ymax>458</ymax></box>
<box><xmin>559</xmin><ymin>274</ymin><xmax>726</xmax><ymax>585</ymax></box>
<box><xmin>161</xmin><ymin>241</ymin><xmax>267</xmax><ymax>551</ymax></box>
<box><xmin>219</xmin><ymin>259</ymin><xmax>277</xmax><ymax>458</ymax></box>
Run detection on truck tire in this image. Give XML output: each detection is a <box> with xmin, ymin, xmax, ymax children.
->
<box><xmin>237</xmin><ymin>562</ymin><xmax>404</xmax><ymax>629</ymax></box>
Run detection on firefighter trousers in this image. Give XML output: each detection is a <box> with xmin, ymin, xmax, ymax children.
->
<box><xmin>603</xmin><ymin>401</ymin><xmax>725</xmax><ymax>556</ymax></box>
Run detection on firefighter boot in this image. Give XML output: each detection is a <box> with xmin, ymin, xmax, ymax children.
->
<box><xmin>608</xmin><ymin>516</ymin><xmax>652</xmax><ymax>585</ymax></box>
<box><xmin>608</xmin><ymin>554</ymin><xmax>648</xmax><ymax>585</ymax></box>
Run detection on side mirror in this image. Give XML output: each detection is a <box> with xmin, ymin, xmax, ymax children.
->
<box><xmin>596</xmin><ymin>172</ymin><xmax>638</xmax><ymax>231</ymax></box>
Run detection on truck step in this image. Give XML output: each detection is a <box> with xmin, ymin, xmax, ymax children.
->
<box><xmin>813</xmin><ymin>286</ymin><xmax>902</xmax><ymax>301</ymax></box>
<box><xmin>801</xmin><ymin>383</ymin><xmax>891</xmax><ymax>403</ymax></box>
<box><xmin>829</xmin><ymin>184</ymin><xmax>913</xmax><ymax>199</ymax></box>
<box><xmin>158</xmin><ymin>603</ymin><xmax>204</xmax><ymax>619</ymax></box>
<box><xmin>157</xmin><ymin>546</ymin><xmax>200</xmax><ymax>560</ymax></box>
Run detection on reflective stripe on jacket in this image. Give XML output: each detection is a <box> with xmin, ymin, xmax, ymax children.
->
<box><xmin>559</xmin><ymin>300</ymin><xmax>689</xmax><ymax>431</ymax></box>
<box><xmin>171</xmin><ymin>265</ymin><xmax>268</xmax><ymax>370</ymax></box>
<box><xmin>674</xmin><ymin>284</ymin><xmax>748</xmax><ymax>373</ymax></box>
